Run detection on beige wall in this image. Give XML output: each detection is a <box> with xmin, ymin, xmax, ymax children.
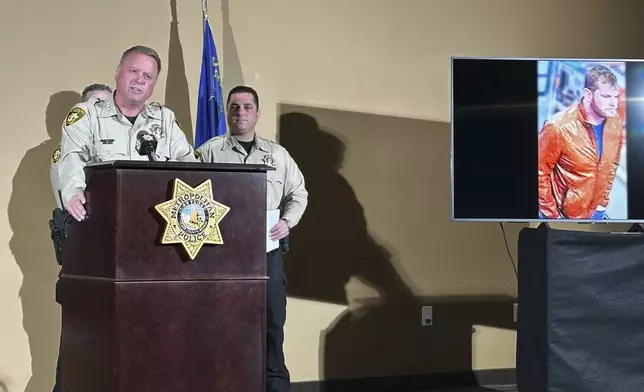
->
<box><xmin>1</xmin><ymin>0</ymin><xmax>643</xmax><ymax>390</ymax></box>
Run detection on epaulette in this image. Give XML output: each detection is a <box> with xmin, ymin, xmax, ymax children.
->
<box><xmin>146</xmin><ymin>102</ymin><xmax>165</xmax><ymax>119</ymax></box>
<box><xmin>93</xmin><ymin>97</ymin><xmax>111</xmax><ymax>112</ymax></box>
<box><xmin>200</xmin><ymin>134</ymin><xmax>227</xmax><ymax>149</ymax></box>
<box><xmin>93</xmin><ymin>98</ymin><xmax>117</xmax><ymax>117</ymax></box>
<box><xmin>87</xmin><ymin>96</ymin><xmax>102</xmax><ymax>106</ymax></box>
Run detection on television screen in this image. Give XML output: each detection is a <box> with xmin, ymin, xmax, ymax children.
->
<box><xmin>451</xmin><ymin>57</ymin><xmax>644</xmax><ymax>222</ymax></box>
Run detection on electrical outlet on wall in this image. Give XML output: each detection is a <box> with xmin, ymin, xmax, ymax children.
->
<box><xmin>421</xmin><ymin>305</ymin><xmax>433</xmax><ymax>326</ymax></box>
<box><xmin>513</xmin><ymin>302</ymin><xmax>518</xmax><ymax>323</ymax></box>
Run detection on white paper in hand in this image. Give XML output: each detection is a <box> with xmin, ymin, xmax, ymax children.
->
<box><xmin>267</xmin><ymin>209</ymin><xmax>280</xmax><ymax>253</ymax></box>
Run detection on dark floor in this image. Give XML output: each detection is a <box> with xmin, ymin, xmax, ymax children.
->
<box><xmin>445</xmin><ymin>386</ymin><xmax>517</xmax><ymax>392</ymax></box>
<box><xmin>292</xmin><ymin>382</ymin><xmax>518</xmax><ymax>392</ymax></box>
<box><xmin>290</xmin><ymin>374</ymin><xmax>518</xmax><ymax>392</ymax></box>
<box><xmin>423</xmin><ymin>386</ymin><xmax>516</xmax><ymax>392</ymax></box>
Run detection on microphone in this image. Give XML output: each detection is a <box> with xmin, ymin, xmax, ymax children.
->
<box><xmin>135</xmin><ymin>130</ymin><xmax>158</xmax><ymax>162</ymax></box>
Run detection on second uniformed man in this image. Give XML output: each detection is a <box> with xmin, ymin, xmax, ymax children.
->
<box><xmin>58</xmin><ymin>45</ymin><xmax>197</xmax><ymax>221</ymax></box>
<box><xmin>50</xmin><ymin>83</ymin><xmax>113</xmax><ymax>392</ymax></box>
<box><xmin>50</xmin><ymin>84</ymin><xmax>113</xmax><ymax>209</ymax></box>
<box><xmin>196</xmin><ymin>85</ymin><xmax>308</xmax><ymax>392</ymax></box>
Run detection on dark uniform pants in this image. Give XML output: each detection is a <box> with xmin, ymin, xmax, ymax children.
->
<box><xmin>53</xmin><ymin>279</ymin><xmax>62</xmax><ymax>392</ymax></box>
<box><xmin>266</xmin><ymin>249</ymin><xmax>290</xmax><ymax>392</ymax></box>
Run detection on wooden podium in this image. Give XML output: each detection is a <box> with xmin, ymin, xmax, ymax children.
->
<box><xmin>58</xmin><ymin>160</ymin><xmax>269</xmax><ymax>392</ymax></box>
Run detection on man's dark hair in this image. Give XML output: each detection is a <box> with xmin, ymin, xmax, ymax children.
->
<box><xmin>81</xmin><ymin>84</ymin><xmax>112</xmax><ymax>102</ymax></box>
<box><xmin>585</xmin><ymin>66</ymin><xmax>618</xmax><ymax>92</ymax></box>
<box><xmin>119</xmin><ymin>45</ymin><xmax>162</xmax><ymax>74</ymax></box>
<box><xmin>227</xmin><ymin>85</ymin><xmax>259</xmax><ymax>109</ymax></box>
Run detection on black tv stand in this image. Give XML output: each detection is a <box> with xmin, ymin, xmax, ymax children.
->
<box><xmin>517</xmin><ymin>224</ymin><xmax>644</xmax><ymax>391</ymax></box>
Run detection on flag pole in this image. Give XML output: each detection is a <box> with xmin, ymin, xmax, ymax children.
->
<box><xmin>202</xmin><ymin>0</ymin><xmax>208</xmax><ymax>20</ymax></box>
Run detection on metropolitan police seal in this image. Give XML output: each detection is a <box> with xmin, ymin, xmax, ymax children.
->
<box><xmin>176</xmin><ymin>195</ymin><xmax>210</xmax><ymax>235</ymax></box>
<box><xmin>154</xmin><ymin>178</ymin><xmax>230</xmax><ymax>260</ymax></box>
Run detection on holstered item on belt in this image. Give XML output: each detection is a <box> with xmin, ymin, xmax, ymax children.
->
<box><xmin>279</xmin><ymin>236</ymin><xmax>290</xmax><ymax>253</ymax></box>
<box><xmin>49</xmin><ymin>208</ymin><xmax>73</xmax><ymax>265</ymax></box>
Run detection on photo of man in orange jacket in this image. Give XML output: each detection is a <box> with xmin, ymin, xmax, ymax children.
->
<box><xmin>538</xmin><ymin>65</ymin><xmax>626</xmax><ymax>220</ymax></box>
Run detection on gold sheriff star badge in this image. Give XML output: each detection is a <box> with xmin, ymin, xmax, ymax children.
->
<box><xmin>154</xmin><ymin>178</ymin><xmax>230</xmax><ymax>260</ymax></box>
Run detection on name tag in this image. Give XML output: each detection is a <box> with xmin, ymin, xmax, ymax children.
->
<box><xmin>100</xmin><ymin>139</ymin><xmax>115</xmax><ymax>145</ymax></box>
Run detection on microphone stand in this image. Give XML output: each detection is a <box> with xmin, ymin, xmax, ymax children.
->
<box><xmin>140</xmin><ymin>144</ymin><xmax>157</xmax><ymax>162</ymax></box>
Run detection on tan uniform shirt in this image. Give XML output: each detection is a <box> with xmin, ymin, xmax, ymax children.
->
<box><xmin>196</xmin><ymin>133</ymin><xmax>308</xmax><ymax>227</ymax></box>
<box><xmin>58</xmin><ymin>95</ymin><xmax>197</xmax><ymax>204</ymax></box>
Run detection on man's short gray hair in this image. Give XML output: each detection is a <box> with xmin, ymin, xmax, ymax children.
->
<box><xmin>119</xmin><ymin>45</ymin><xmax>162</xmax><ymax>74</ymax></box>
<box><xmin>81</xmin><ymin>83</ymin><xmax>112</xmax><ymax>102</ymax></box>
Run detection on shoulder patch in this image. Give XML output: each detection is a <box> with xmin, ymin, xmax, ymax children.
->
<box><xmin>65</xmin><ymin>107</ymin><xmax>86</xmax><ymax>126</ymax></box>
<box><xmin>52</xmin><ymin>144</ymin><xmax>61</xmax><ymax>164</ymax></box>
<box><xmin>194</xmin><ymin>150</ymin><xmax>202</xmax><ymax>160</ymax></box>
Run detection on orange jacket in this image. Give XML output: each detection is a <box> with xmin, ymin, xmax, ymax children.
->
<box><xmin>538</xmin><ymin>102</ymin><xmax>624</xmax><ymax>219</ymax></box>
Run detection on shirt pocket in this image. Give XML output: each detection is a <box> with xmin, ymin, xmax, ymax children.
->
<box><xmin>266</xmin><ymin>169</ymin><xmax>284</xmax><ymax>207</ymax></box>
<box><xmin>152</xmin><ymin>140</ymin><xmax>171</xmax><ymax>161</ymax></box>
<box><xmin>267</xmin><ymin>169</ymin><xmax>284</xmax><ymax>186</ymax></box>
<box><xmin>148</xmin><ymin>121</ymin><xmax>171</xmax><ymax>160</ymax></box>
<box><xmin>93</xmin><ymin>137</ymin><xmax>127</xmax><ymax>161</ymax></box>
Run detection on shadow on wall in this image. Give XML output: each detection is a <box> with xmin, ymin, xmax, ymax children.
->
<box><xmin>221</xmin><ymin>0</ymin><xmax>245</xmax><ymax>93</ymax></box>
<box><xmin>164</xmin><ymin>0</ymin><xmax>243</xmax><ymax>142</ymax></box>
<box><xmin>164</xmin><ymin>0</ymin><xmax>193</xmax><ymax>143</ymax></box>
<box><xmin>8</xmin><ymin>91</ymin><xmax>81</xmax><ymax>392</ymax></box>
<box><xmin>278</xmin><ymin>105</ymin><xmax>519</xmax><ymax>389</ymax></box>
<box><xmin>278</xmin><ymin>110</ymin><xmax>415</xmax><ymax>306</ymax></box>
<box><xmin>318</xmin><ymin>296</ymin><xmax>515</xmax><ymax>391</ymax></box>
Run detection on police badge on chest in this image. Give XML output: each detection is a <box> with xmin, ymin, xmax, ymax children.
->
<box><xmin>262</xmin><ymin>154</ymin><xmax>275</xmax><ymax>167</ymax></box>
<box><xmin>150</xmin><ymin>124</ymin><xmax>165</xmax><ymax>140</ymax></box>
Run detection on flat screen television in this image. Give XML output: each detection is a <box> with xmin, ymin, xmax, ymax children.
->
<box><xmin>451</xmin><ymin>57</ymin><xmax>644</xmax><ymax>223</ymax></box>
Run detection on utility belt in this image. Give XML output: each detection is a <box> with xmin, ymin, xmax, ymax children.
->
<box><xmin>269</xmin><ymin>236</ymin><xmax>290</xmax><ymax>255</ymax></box>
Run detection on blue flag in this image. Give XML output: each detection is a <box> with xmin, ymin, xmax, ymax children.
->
<box><xmin>195</xmin><ymin>18</ymin><xmax>226</xmax><ymax>147</ymax></box>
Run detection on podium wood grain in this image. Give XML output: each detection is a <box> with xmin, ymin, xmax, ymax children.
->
<box><xmin>59</xmin><ymin>161</ymin><xmax>269</xmax><ymax>392</ymax></box>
